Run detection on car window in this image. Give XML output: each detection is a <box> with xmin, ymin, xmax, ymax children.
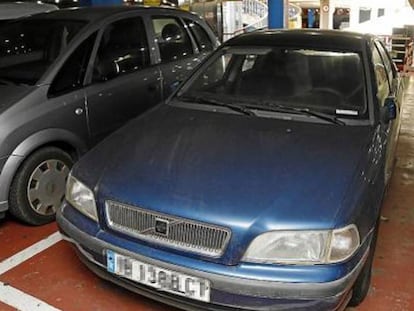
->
<box><xmin>0</xmin><ymin>19</ymin><xmax>86</xmax><ymax>85</ymax></box>
<box><xmin>184</xmin><ymin>19</ymin><xmax>213</xmax><ymax>52</ymax></box>
<box><xmin>372</xmin><ymin>46</ymin><xmax>390</xmax><ymax>102</ymax></box>
<box><xmin>92</xmin><ymin>17</ymin><xmax>150</xmax><ymax>82</ymax></box>
<box><xmin>179</xmin><ymin>47</ymin><xmax>367</xmax><ymax>119</ymax></box>
<box><xmin>152</xmin><ymin>16</ymin><xmax>194</xmax><ymax>62</ymax></box>
<box><xmin>49</xmin><ymin>32</ymin><xmax>97</xmax><ymax>97</ymax></box>
<box><xmin>374</xmin><ymin>41</ymin><xmax>394</xmax><ymax>87</ymax></box>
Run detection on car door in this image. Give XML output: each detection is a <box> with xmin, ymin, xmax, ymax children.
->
<box><xmin>150</xmin><ymin>15</ymin><xmax>206</xmax><ymax>98</ymax></box>
<box><xmin>372</xmin><ymin>42</ymin><xmax>398</xmax><ymax>184</ymax></box>
<box><xmin>45</xmin><ymin>32</ymin><xmax>98</xmax><ymax>146</ymax></box>
<box><xmin>84</xmin><ymin>16</ymin><xmax>162</xmax><ymax>145</ymax></box>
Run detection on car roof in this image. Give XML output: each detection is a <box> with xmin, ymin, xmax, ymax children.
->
<box><xmin>28</xmin><ymin>6</ymin><xmax>199</xmax><ymax>23</ymax></box>
<box><xmin>0</xmin><ymin>2</ymin><xmax>58</xmax><ymax>20</ymax></box>
<box><xmin>225</xmin><ymin>29</ymin><xmax>374</xmax><ymax>51</ymax></box>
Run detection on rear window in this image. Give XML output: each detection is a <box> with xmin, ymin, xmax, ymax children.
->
<box><xmin>0</xmin><ymin>19</ymin><xmax>86</xmax><ymax>85</ymax></box>
<box><xmin>184</xmin><ymin>19</ymin><xmax>214</xmax><ymax>52</ymax></box>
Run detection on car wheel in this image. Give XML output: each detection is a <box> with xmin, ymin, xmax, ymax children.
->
<box><xmin>348</xmin><ymin>218</ymin><xmax>380</xmax><ymax>307</ymax></box>
<box><xmin>9</xmin><ymin>147</ymin><xmax>73</xmax><ymax>225</ymax></box>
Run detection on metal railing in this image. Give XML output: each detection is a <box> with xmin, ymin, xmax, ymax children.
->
<box><xmin>221</xmin><ymin>0</ymin><xmax>268</xmax><ymax>41</ymax></box>
<box><xmin>242</xmin><ymin>0</ymin><xmax>268</xmax><ymax>31</ymax></box>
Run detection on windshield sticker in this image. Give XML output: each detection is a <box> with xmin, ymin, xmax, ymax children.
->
<box><xmin>336</xmin><ymin>109</ymin><xmax>359</xmax><ymax>116</ymax></box>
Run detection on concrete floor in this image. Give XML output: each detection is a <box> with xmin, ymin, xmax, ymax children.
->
<box><xmin>1</xmin><ymin>78</ymin><xmax>414</xmax><ymax>311</ymax></box>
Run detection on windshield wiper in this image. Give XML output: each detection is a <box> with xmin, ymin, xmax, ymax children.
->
<box><xmin>249</xmin><ymin>102</ymin><xmax>345</xmax><ymax>125</ymax></box>
<box><xmin>176</xmin><ymin>95</ymin><xmax>257</xmax><ymax>117</ymax></box>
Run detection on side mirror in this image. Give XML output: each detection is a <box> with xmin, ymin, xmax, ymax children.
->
<box><xmin>381</xmin><ymin>96</ymin><xmax>397</xmax><ymax>123</ymax></box>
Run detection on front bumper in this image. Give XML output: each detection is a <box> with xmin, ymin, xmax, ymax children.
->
<box><xmin>57</xmin><ymin>205</ymin><xmax>369</xmax><ymax>311</ymax></box>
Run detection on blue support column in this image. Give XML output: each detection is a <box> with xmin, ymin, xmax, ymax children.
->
<box><xmin>268</xmin><ymin>0</ymin><xmax>284</xmax><ymax>29</ymax></box>
<box><xmin>308</xmin><ymin>9</ymin><xmax>315</xmax><ymax>28</ymax></box>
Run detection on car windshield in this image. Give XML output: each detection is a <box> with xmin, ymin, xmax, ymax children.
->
<box><xmin>177</xmin><ymin>47</ymin><xmax>367</xmax><ymax>120</ymax></box>
<box><xmin>0</xmin><ymin>19</ymin><xmax>87</xmax><ymax>85</ymax></box>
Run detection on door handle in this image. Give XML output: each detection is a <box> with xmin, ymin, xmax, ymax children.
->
<box><xmin>75</xmin><ymin>108</ymin><xmax>84</xmax><ymax>115</ymax></box>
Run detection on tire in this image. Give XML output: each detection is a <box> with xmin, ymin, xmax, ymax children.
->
<box><xmin>348</xmin><ymin>218</ymin><xmax>380</xmax><ymax>307</ymax></box>
<box><xmin>9</xmin><ymin>147</ymin><xmax>73</xmax><ymax>226</ymax></box>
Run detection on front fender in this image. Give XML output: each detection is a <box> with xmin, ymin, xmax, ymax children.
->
<box><xmin>0</xmin><ymin>128</ymin><xmax>88</xmax><ymax>211</ymax></box>
<box><xmin>335</xmin><ymin>125</ymin><xmax>385</xmax><ymax>243</ymax></box>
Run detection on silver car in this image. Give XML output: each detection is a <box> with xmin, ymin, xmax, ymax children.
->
<box><xmin>0</xmin><ymin>6</ymin><xmax>217</xmax><ymax>225</ymax></box>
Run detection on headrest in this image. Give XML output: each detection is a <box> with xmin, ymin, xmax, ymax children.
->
<box><xmin>161</xmin><ymin>23</ymin><xmax>182</xmax><ymax>41</ymax></box>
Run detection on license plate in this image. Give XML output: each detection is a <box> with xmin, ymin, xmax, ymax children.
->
<box><xmin>106</xmin><ymin>250</ymin><xmax>211</xmax><ymax>302</ymax></box>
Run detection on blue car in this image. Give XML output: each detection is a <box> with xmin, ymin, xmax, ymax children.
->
<box><xmin>57</xmin><ymin>30</ymin><xmax>402</xmax><ymax>310</ymax></box>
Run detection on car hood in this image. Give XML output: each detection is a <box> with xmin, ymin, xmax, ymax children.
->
<box><xmin>75</xmin><ymin>104</ymin><xmax>374</xmax><ymax>263</ymax></box>
<box><xmin>0</xmin><ymin>84</ymin><xmax>34</xmax><ymax>112</ymax></box>
<box><xmin>0</xmin><ymin>3</ymin><xmax>58</xmax><ymax>19</ymax></box>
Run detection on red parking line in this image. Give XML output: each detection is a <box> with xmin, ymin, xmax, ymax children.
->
<box><xmin>0</xmin><ymin>219</ymin><xmax>57</xmax><ymax>262</ymax></box>
<box><xmin>0</xmin><ymin>241</ymin><xmax>178</xmax><ymax>311</ymax></box>
<box><xmin>0</xmin><ymin>301</ymin><xmax>16</xmax><ymax>311</ymax></box>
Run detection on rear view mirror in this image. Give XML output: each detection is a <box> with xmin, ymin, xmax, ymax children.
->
<box><xmin>381</xmin><ymin>96</ymin><xmax>397</xmax><ymax>123</ymax></box>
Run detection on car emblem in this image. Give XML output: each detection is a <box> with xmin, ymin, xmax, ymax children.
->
<box><xmin>155</xmin><ymin>218</ymin><xmax>169</xmax><ymax>236</ymax></box>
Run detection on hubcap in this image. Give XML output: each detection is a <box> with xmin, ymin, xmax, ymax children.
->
<box><xmin>27</xmin><ymin>159</ymin><xmax>70</xmax><ymax>216</ymax></box>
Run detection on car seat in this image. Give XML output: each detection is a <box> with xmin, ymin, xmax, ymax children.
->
<box><xmin>158</xmin><ymin>23</ymin><xmax>191</xmax><ymax>61</ymax></box>
<box><xmin>237</xmin><ymin>50</ymin><xmax>296</xmax><ymax>98</ymax></box>
<box><xmin>94</xmin><ymin>21</ymin><xmax>147</xmax><ymax>80</ymax></box>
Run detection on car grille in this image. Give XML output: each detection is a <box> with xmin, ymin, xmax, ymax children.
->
<box><xmin>105</xmin><ymin>200</ymin><xmax>231</xmax><ymax>257</ymax></box>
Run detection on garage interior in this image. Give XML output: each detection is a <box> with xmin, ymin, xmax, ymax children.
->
<box><xmin>1</xmin><ymin>0</ymin><xmax>414</xmax><ymax>310</ymax></box>
<box><xmin>0</xmin><ymin>81</ymin><xmax>413</xmax><ymax>310</ymax></box>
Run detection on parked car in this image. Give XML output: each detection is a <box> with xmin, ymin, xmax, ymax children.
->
<box><xmin>0</xmin><ymin>6</ymin><xmax>217</xmax><ymax>225</ymax></box>
<box><xmin>57</xmin><ymin>30</ymin><xmax>402</xmax><ymax>310</ymax></box>
<box><xmin>0</xmin><ymin>1</ymin><xmax>58</xmax><ymax>26</ymax></box>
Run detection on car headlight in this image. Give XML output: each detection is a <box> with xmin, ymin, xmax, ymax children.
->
<box><xmin>243</xmin><ymin>225</ymin><xmax>360</xmax><ymax>265</ymax></box>
<box><xmin>328</xmin><ymin>225</ymin><xmax>360</xmax><ymax>263</ymax></box>
<box><xmin>66</xmin><ymin>174</ymin><xmax>98</xmax><ymax>221</ymax></box>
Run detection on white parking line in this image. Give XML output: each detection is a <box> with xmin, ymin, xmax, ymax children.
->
<box><xmin>0</xmin><ymin>282</ymin><xmax>61</xmax><ymax>311</ymax></box>
<box><xmin>0</xmin><ymin>231</ymin><xmax>63</xmax><ymax>311</ymax></box>
<box><xmin>0</xmin><ymin>231</ymin><xmax>62</xmax><ymax>275</ymax></box>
